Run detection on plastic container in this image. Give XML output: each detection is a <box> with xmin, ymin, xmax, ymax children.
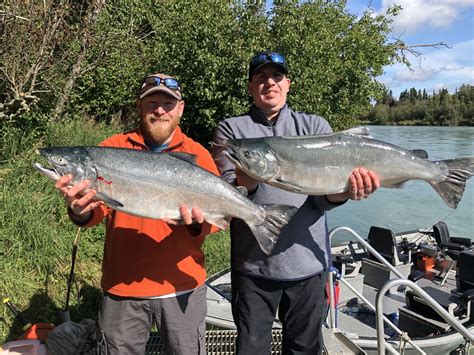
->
<box><xmin>1</xmin><ymin>339</ymin><xmax>47</xmax><ymax>355</ymax></box>
<box><xmin>417</xmin><ymin>253</ymin><xmax>436</xmax><ymax>271</ymax></box>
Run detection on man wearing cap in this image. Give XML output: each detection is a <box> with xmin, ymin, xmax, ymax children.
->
<box><xmin>54</xmin><ymin>73</ymin><xmax>220</xmax><ymax>354</ymax></box>
<box><xmin>212</xmin><ymin>51</ymin><xmax>380</xmax><ymax>354</ymax></box>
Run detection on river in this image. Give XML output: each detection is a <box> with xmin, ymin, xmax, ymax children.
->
<box><xmin>327</xmin><ymin>125</ymin><xmax>474</xmax><ymax>243</ymax></box>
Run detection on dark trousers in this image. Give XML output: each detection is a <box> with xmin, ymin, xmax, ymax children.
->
<box><xmin>231</xmin><ymin>270</ymin><xmax>328</xmax><ymax>355</ymax></box>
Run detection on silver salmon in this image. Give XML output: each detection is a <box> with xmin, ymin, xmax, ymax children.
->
<box><xmin>220</xmin><ymin>128</ymin><xmax>474</xmax><ymax>209</ymax></box>
<box><xmin>33</xmin><ymin>146</ymin><xmax>297</xmax><ymax>255</ymax></box>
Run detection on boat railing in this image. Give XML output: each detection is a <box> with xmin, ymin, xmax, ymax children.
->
<box><xmin>329</xmin><ymin>227</ymin><xmax>474</xmax><ymax>355</ymax></box>
<box><xmin>376</xmin><ymin>279</ymin><xmax>474</xmax><ymax>355</ymax></box>
<box><xmin>329</xmin><ymin>226</ymin><xmax>405</xmax><ymax>279</ymax></box>
<box><xmin>328</xmin><ymin>227</ymin><xmax>425</xmax><ymax>354</ymax></box>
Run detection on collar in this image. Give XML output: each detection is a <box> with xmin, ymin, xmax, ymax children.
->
<box><xmin>127</xmin><ymin>126</ymin><xmax>185</xmax><ymax>151</ymax></box>
<box><xmin>249</xmin><ymin>103</ymin><xmax>290</xmax><ymax>126</ymax></box>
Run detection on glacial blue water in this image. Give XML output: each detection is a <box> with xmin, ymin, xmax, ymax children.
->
<box><xmin>328</xmin><ymin>125</ymin><xmax>474</xmax><ymax>243</ymax></box>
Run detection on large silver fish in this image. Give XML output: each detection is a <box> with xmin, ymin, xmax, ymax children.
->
<box><xmin>220</xmin><ymin>128</ymin><xmax>474</xmax><ymax>209</ymax></box>
<box><xmin>33</xmin><ymin>146</ymin><xmax>297</xmax><ymax>255</ymax></box>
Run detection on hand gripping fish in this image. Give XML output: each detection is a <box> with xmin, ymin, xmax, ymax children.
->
<box><xmin>219</xmin><ymin>127</ymin><xmax>473</xmax><ymax>209</ymax></box>
<box><xmin>33</xmin><ymin>146</ymin><xmax>297</xmax><ymax>255</ymax></box>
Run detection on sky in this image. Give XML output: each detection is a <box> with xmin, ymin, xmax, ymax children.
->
<box><xmin>346</xmin><ymin>0</ymin><xmax>474</xmax><ymax>99</ymax></box>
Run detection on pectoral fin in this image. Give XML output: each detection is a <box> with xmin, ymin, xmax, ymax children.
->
<box><xmin>95</xmin><ymin>192</ymin><xmax>124</xmax><ymax>208</ymax></box>
<box><xmin>206</xmin><ymin>218</ymin><xmax>230</xmax><ymax>230</ymax></box>
<box><xmin>274</xmin><ymin>178</ymin><xmax>303</xmax><ymax>192</ymax></box>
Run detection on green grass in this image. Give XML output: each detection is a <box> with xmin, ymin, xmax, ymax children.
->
<box><xmin>0</xmin><ymin>118</ymin><xmax>230</xmax><ymax>343</ymax></box>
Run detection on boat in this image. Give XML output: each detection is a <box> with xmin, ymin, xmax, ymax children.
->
<box><xmin>3</xmin><ymin>223</ymin><xmax>472</xmax><ymax>354</ymax></box>
<box><xmin>205</xmin><ymin>222</ymin><xmax>474</xmax><ymax>354</ymax></box>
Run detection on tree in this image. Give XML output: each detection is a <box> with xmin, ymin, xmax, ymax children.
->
<box><xmin>1</xmin><ymin>0</ymin><xmax>75</xmax><ymax>120</ymax></box>
<box><xmin>3</xmin><ymin>0</ymin><xmax>414</xmax><ymax>143</ymax></box>
<box><xmin>271</xmin><ymin>0</ymin><xmax>398</xmax><ymax>130</ymax></box>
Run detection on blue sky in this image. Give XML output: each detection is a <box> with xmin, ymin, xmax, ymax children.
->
<box><xmin>346</xmin><ymin>0</ymin><xmax>474</xmax><ymax>99</ymax></box>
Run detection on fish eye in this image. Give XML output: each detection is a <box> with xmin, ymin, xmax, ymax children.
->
<box><xmin>244</xmin><ymin>151</ymin><xmax>251</xmax><ymax>158</ymax></box>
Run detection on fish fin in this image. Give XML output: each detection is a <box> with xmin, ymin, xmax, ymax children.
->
<box><xmin>236</xmin><ymin>186</ymin><xmax>248</xmax><ymax>196</ymax></box>
<box><xmin>275</xmin><ymin>178</ymin><xmax>303</xmax><ymax>192</ymax></box>
<box><xmin>431</xmin><ymin>157</ymin><xmax>474</xmax><ymax>209</ymax></box>
<box><xmin>206</xmin><ymin>218</ymin><xmax>230</xmax><ymax>230</ymax></box>
<box><xmin>168</xmin><ymin>152</ymin><xmax>198</xmax><ymax>164</ymax></box>
<box><xmin>411</xmin><ymin>149</ymin><xmax>429</xmax><ymax>159</ymax></box>
<box><xmin>341</xmin><ymin>126</ymin><xmax>371</xmax><ymax>137</ymax></box>
<box><xmin>389</xmin><ymin>182</ymin><xmax>406</xmax><ymax>189</ymax></box>
<box><xmin>95</xmin><ymin>192</ymin><xmax>124</xmax><ymax>208</ymax></box>
<box><xmin>247</xmin><ymin>204</ymin><xmax>298</xmax><ymax>255</ymax></box>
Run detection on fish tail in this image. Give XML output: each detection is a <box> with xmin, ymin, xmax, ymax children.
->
<box><xmin>248</xmin><ymin>204</ymin><xmax>297</xmax><ymax>255</ymax></box>
<box><xmin>432</xmin><ymin>157</ymin><xmax>474</xmax><ymax>209</ymax></box>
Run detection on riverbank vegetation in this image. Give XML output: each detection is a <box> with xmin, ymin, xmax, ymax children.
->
<box><xmin>362</xmin><ymin>84</ymin><xmax>474</xmax><ymax>126</ymax></box>
<box><xmin>0</xmin><ymin>0</ymin><xmax>455</xmax><ymax>343</ymax></box>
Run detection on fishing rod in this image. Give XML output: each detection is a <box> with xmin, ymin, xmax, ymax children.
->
<box><xmin>61</xmin><ymin>227</ymin><xmax>82</xmax><ymax>323</ymax></box>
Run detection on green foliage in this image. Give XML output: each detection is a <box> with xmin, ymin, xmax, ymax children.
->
<box><xmin>1</xmin><ymin>111</ymin><xmax>49</xmax><ymax>162</ymax></box>
<box><xmin>0</xmin><ymin>118</ymin><xmax>119</xmax><ymax>342</ymax></box>
<box><xmin>363</xmin><ymin>84</ymin><xmax>474</xmax><ymax>126</ymax></box>
<box><xmin>59</xmin><ymin>0</ymin><xmax>400</xmax><ymax>142</ymax></box>
<box><xmin>271</xmin><ymin>0</ymin><xmax>396</xmax><ymax>130</ymax></box>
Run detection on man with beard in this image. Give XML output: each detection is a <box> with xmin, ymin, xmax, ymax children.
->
<box><xmin>54</xmin><ymin>73</ymin><xmax>220</xmax><ymax>354</ymax></box>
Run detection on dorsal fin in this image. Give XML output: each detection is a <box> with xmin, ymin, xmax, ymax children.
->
<box><xmin>411</xmin><ymin>149</ymin><xmax>429</xmax><ymax>159</ymax></box>
<box><xmin>168</xmin><ymin>152</ymin><xmax>198</xmax><ymax>164</ymax></box>
<box><xmin>341</xmin><ymin>126</ymin><xmax>371</xmax><ymax>137</ymax></box>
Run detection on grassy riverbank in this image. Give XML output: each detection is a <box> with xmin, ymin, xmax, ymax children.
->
<box><xmin>0</xmin><ymin>118</ymin><xmax>230</xmax><ymax>343</ymax></box>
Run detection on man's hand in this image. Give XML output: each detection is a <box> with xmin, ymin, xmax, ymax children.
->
<box><xmin>162</xmin><ymin>205</ymin><xmax>205</xmax><ymax>225</ymax></box>
<box><xmin>55</xmin><ymin>175</ymin><xmax>102</xmax><ymax>222</ymax></box>
<box><xmin>235</xmin><ymin>168</ymin><xmax>258</xmax><ymax>194</ymax></box>
<box><xmin>327</xmin><ymin>168</ymin><xmax>380</xmax><ymax>203</ymax></box>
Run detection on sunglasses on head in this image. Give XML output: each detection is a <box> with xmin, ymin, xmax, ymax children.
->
<box><xmin>143</xmin><ymin>76</ymin><xmax>181</xmax><ymax>91</ymax></box>
<box><xmin>251</xmin><ymin>52</ymin><xmax>286</xmax><ymax>67</ymax></box>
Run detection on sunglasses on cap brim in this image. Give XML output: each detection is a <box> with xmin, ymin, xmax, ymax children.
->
<box><xmin>251</xmin><ymin>52</ymin><xmax>286</xmax><ymax>67</ymax></box>
<box><xmin>142</xmin><ymin>76</ymin><xmax>181</xmax><ymax>91</ymax></box>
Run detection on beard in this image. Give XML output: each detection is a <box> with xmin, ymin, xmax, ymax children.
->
<box><xmin>139</xmin><ymin>115</ymin><xmax>180</xmax><ymax>146</ymax></box>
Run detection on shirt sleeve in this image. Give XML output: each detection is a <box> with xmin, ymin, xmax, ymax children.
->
<box><xmin>212</xmin><ymin>120</ymin><xmax>238</xmax><ymax>185</ymax></box>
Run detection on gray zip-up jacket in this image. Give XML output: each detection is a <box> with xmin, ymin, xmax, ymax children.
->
<box><xmin>212</xmin><ymin>104</ymin><xmax>345</xmax><ymax>280</ymax></box>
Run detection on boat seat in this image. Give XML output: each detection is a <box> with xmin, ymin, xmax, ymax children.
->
<box><xmin>456</xmin><ymin>251</ymin><xmax>474</xmax><ymax>292</ymax></box>
<box><xmin>405</xmin><ymin>251</ymin><xmax>474</xmax><ymax>324</ymax></box>
<box><xmin>433</xmin><ymin>221</ymin><xmax>472</xmax><ymax>260</ymax></box>
<box><xmin>432</xmin><ymin>221</ymin><xmax>473</xmax><ymax>285</ymax></box>
<box><xmin>332</xmin><ymin>241</ymin><xmax>367</xmax><ymax>277</ymax></box>
<box><xmin>367</xmin><ymin>226</ymin><xmax>416</xmax><ymax>266</ymax></box>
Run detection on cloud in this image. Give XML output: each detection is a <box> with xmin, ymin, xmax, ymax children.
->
<box><xmin>382</xmin><ymin>39</ymin><xmax>474</xmax><ymax>96</ymax></box>
<box><xmin>380</xmin><ymin>0</ymin><xmax>474</xmax><ymax>34</ymax></box>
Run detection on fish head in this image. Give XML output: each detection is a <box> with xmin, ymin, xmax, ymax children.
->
<box><xmin>223</xmin><ymin>138</ymin><xmax>280</xmax><ymax>181</ymax></box>
<box><xmin>33</xmin><ymin>147</ymin><xmax>97</xmax><ymax>184</ymax></box>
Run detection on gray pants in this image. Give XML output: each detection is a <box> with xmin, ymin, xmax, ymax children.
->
<box><xmin>97</xmin><ymin>285</ymin><xmax>207</xmax><ymax>355</ymax></box>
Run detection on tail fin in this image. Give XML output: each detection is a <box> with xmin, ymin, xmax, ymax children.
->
<box><xmin>432</xmin><ymin>157</ymin><xmax>474</xmax><ymax>209</ymax></box>
<box><xmin>248</xmin><ymin>204</ymin><xmax>298</xmax><ymax>255</ymax></box>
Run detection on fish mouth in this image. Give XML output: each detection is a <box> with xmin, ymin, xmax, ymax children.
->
<box><xmin>211</xmin><ymin>140</ymin><xmax>247</xmax><ymax>170</ymax></box>
<box><xmin>33</xmin><ymin>149</ymin><xmax>60</xmax><ymax>181</ymax></box>
<box><xmin>222</xmin><ymin>148</ymin><xmax>247</xmax><ymax>170</ymax></box>
<box><xmin>32</xmin><ymin>162</ymin><xmax>60</xmax><ymax>181</ymax></box>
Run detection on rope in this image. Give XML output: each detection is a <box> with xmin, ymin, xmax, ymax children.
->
<box><xmin>398</xmin><ymin>331</ymin><xmax>410</xmax><ymax>353</ymax></box>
